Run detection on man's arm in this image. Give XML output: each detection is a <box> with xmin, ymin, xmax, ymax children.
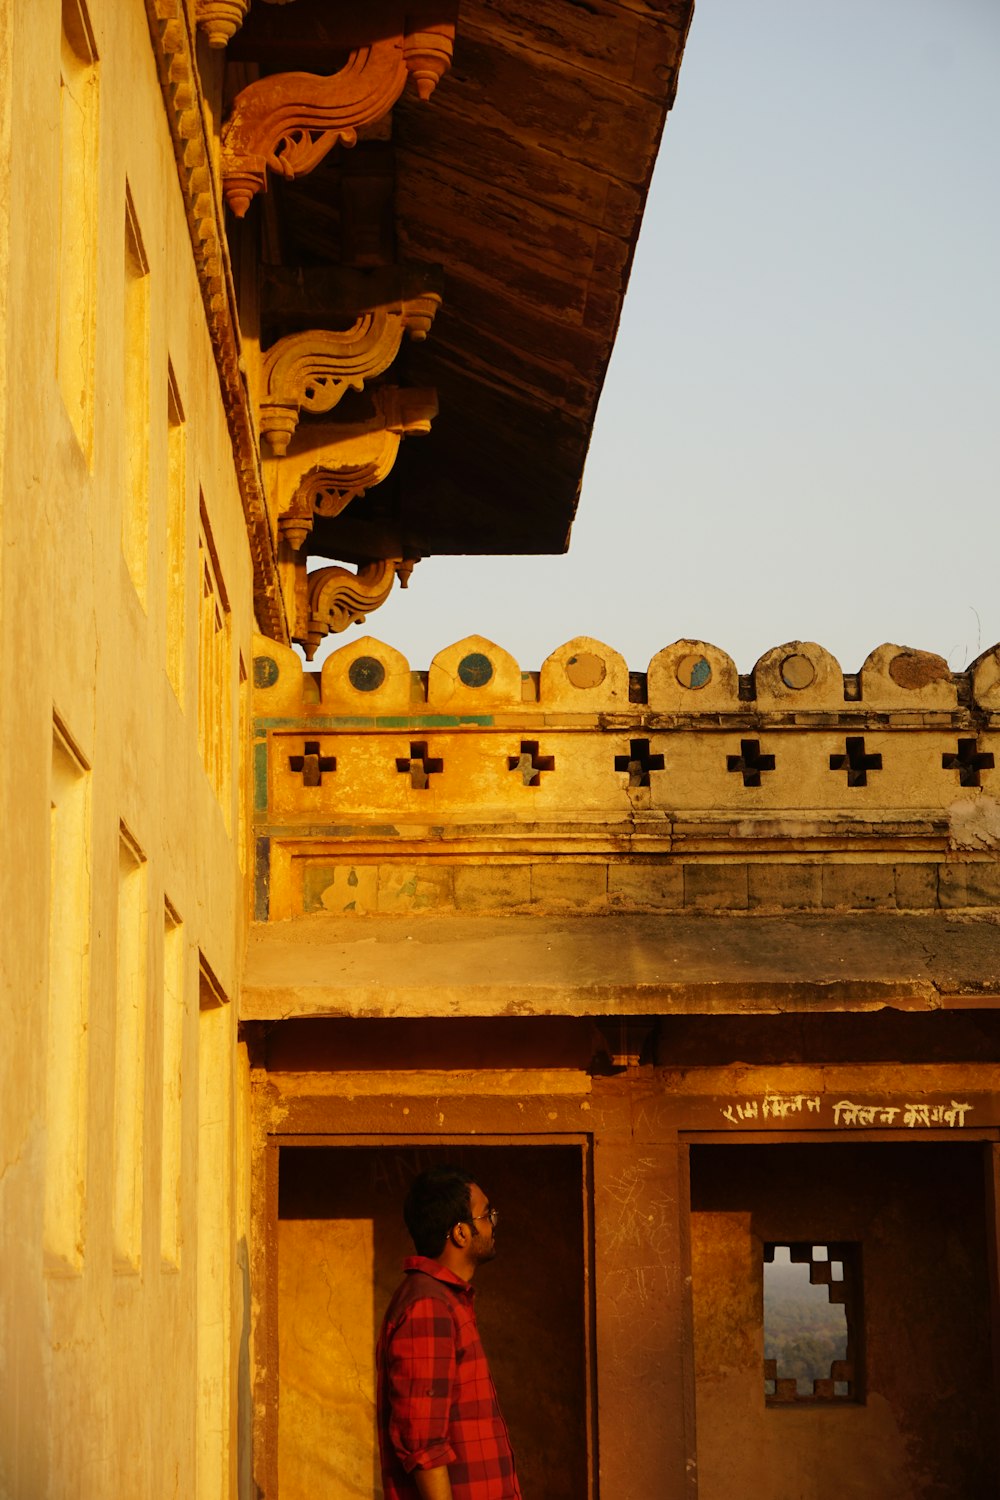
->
<box><xmin>413</xmin><ymin>1465</ymin><xmax>453</xmax><ymax>1500</ymax></box>
<box><xmin>384</xmin><ymin>1295</ymin><xmax>459</xmax><ymax>1481</ymax></box>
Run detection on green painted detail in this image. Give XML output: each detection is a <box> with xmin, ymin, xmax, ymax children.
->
<box><xmin>302</xmin><ymin>864</ymin><xmax>335</xmax><ymax>912</ymax></box>
<box><xmin>253</xmin><ymin>654</ymin><xmax>279</xmax><ymax>688</ymax></box>
<box><xmin>376</xmin><ymin>714</ymin><xmax>494</xmax><ymax>728</ymax></box>
<box><xmin>254</xmin><ymin>714</ymin><xmax>495</xmax><ymax>730</ymax></box>
<box><xmin>458</xmin><ymin>651</ymin><xmax>493</xmax><ymax>687</ymax></box>
<box><xmin>254</xmin><ymin>824</ymin><xmax>401</xmax><ymax>839</ymax></box>
<box><xmin>253</xmin><ymin>741</ymin><xmax>269</xmax><ymax>811</ymax></box>
<box><xmin>349</xmin><ymin>656</ymin><xmax>386</xmax><ymax>692</ymax></box>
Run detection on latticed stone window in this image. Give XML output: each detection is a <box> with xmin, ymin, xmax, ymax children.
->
<box><xmin>763</xmin><ymin>1242</ymin><xmax>862</xmax><ymax>1403</ymax></box>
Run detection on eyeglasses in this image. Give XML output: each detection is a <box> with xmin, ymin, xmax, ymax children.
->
<box><xmin>467</xmin><ymin>1206</ymin><xmax>500</xmax><ymax>1229</ymax></box>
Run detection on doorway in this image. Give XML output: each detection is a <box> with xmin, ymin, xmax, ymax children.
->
<box><xmin>275</xmin><ymin>1142</ymin><xmax>591</xmax><ymax>1499</ymax></box>
<box><xmin>689</xmin><ymin>1142</ymin><xmax>997</xmax><ymax>1499</ymax></box>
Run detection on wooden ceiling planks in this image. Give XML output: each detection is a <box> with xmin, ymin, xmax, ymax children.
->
<box><xmin>237</xmin><ymin>0</ymin><xmax>693</xmax><ymax>560</ymax></box>
<box><xmin>382</xmin><ymin>0</ymin><xmax>692</xmax><ymax>555</ymax></box>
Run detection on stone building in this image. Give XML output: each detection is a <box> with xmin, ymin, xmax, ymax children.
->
<box><xmin>1</xmin><ymin>3</ymin><xmax>998</xmax><ymax>1499</ymax></box>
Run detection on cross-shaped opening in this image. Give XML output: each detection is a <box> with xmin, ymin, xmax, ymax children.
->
<box><xmin>614</xmin><ymin>738</ymin><xmax>665</xmax><ymax>788</ymax></box>
<box><xmin>942</xmin><ymin>737</ymin><xmax>995</xmax><ymax>787</ymax></box>
<box><xmin>508</xmin><ymin>740</ymin><xmax>555</xmax><ymax>787</ymax></box>
<box><xmin>829</xmin><ymin>736</ymin><xmax>882</xmax><ymax>787</ymax></box>
<box><xmin>726</xmin><ymin>738</ymin><xmax>776</xmax><ymax>788</ymax></box>
<box><xmin>395</xmin><ymin>741</ymin><xmax>443</xmax><ymax>790</ymax></box>
<box><xmin>287</xmin><ymin>740</ymin><xmax>336</xmax><ymax>787</ymax></box>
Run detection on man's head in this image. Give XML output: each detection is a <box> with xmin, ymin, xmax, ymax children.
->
<box><xmin>403</xmin><ymin>1166</ymin><xmax>498</xmax><ymax>1278</ymax></box>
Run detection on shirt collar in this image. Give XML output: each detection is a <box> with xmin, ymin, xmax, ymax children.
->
<box><xmin>404</xmin><ymin>1255</ymin><xmax>475</xmax><ymax>1296</ymax></box>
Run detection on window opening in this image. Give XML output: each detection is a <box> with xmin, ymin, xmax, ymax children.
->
<box><xmin>165</xmin><ymin>362</ymin><xmax>187</xmax><ymax>702</ymax></box>
<box><xmin>122</xmin><ymin>187</ymin><xmax>150</xmax><ymax>601</ymax></box>
<box><xmin>763</xmin><ymin>1242</ymin><xmax>861</xmax><ymax>1403</ymax></box>
<box><xmin>57</xmin><ymin>0</ymin><xmax>99</xmax><ymax>457</ymax></box>
<box><xmin>197</xmin><ymin>497</ymin><xmax>232</xmax><ymax>821</ymax></box>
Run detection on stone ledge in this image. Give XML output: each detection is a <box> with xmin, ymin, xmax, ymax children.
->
<box><xmin>241</xmin><ymin>911</ymin><xmax>1000</xmax><ymax>1020</ymax></box>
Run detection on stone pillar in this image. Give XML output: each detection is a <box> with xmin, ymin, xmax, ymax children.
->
<box><xmin>593</xmin><ymin>1137</ymin><xmax>695</xmax><ymax>1498</ymax></box>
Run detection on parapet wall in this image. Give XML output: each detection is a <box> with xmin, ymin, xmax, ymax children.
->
<box><xmin>252</xmin><ymin>633</ymin><xmax>1000</xmax><ymax>922</ymax></box>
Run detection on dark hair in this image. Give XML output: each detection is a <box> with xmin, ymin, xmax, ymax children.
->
<box><xmin>403</xmin><ymin>1166</ymin><xmax>474</xmax><ymax>1258</ymax></box>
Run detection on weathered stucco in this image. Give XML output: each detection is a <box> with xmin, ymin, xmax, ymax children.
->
<box><xmin>0</xmin><ymin>3</ymin><xmax>254</xmax><ymax>1495</ymax></box>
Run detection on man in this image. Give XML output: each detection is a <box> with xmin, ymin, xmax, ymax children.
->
<box><xmin>376</xmin><ymin>1166</ymin><xmax>522</xmax><ymax>1500</ymax></box>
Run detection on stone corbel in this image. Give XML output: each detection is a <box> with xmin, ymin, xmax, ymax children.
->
<box><xmin>300</xmin><ymin>557</ymin><xmax>418</xmax><ymax>659</ymax></box>
<box><xmin>259</xmin><ymin>299</ymin><xmax>440</xmax><ymax>455</ymax></box>
<box><xmin>220</xmin><ymin>19</ymin><xmax>454</xmax><ymax>215</ymax></box>
<box><xmin>276</xmin><ymin>387</ymin><xmax>437</xmax><ymax>549</ymax></box>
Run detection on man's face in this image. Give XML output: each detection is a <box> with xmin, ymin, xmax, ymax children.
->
<box><xmin>466</xmin><ymin>1181</ymin><xmax>498</xmax><ymax>1263</ymax></box>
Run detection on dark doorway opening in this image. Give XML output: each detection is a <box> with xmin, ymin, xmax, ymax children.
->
<box><xmin>277</xmin><ymin>1142</ymin><xmax>590</xmax><ymax>1499</ymax></box>
<box><xmin>689</xmin><ymin>1142</ymin><xmax>997</xmax><ymax>1500</ymax></box>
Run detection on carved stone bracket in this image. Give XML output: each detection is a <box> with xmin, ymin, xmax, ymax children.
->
<box><xmin>259</xmin><ymin>297</ymin><xmax>440</xmax><ymax>454</ymax></box>
<box><xmin>220</xmin><ymin>20</ymin><xmax>454</xmax><ymax>215</ymax></box>
<box><xmin>275</xmin><ymin>386</ymin><xmax>437</xmax><ymax>548</ymax></box>
<box><xmin>300</xmin><ymin>557</ymin><xmax>418</xmax><ymax>659</ymax></box>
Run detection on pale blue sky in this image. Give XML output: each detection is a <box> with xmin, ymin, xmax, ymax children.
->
<box><xmin>312</xmin><ymin>0</ymin><xmax>1000</xmax><ymax>675</ymax></box>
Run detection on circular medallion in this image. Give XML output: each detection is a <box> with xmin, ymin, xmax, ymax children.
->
<box><xmin>675</xmin><ymin>653</ymin><xmax>712</xmax><ymax>690</ymax></box>
<box><xmin>253</xmin><ymin>655</ymin><xmax>279</xmax><ymax>689</ymax></box>
<box><xmin>780</xmin><ymin>653</ymin><xmax>815</xmax><ymax>689</ymax></box>
<box><xmin>348</xmin><ymin>656</ymin><xmax>386</xmax><ymax>693</ymax></box>
<box><xmin>458</xmin><ymin>652</ymin><xmax>494</xmax><ymax>688</ymax></box>
<box><xmin>565</xmin><ymin>652</ymin><xmax>606</xmax><ymax>689</ymax></box>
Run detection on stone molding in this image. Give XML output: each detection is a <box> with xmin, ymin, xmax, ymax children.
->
<box><xmin>260</xmin><ymin>300</ymin><xmax>440</xmax><ymax>454</ymax></box>
<box><xmin>273</xmin><ymin>386</ymin><xmax>437</xmax><ymax>548</ymax></box>
<box><xmin>220</xmin><ymin>22</ymin><xmax>454</xmax><ymax>215</ymax></box>
<box><xmin>143</xmin><ymin>0</ymin><xmax>287</xmax><ymax>640</ymax></box>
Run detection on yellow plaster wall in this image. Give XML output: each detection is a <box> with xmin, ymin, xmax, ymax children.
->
<box><xmin>0</xmin><ymin>2</ymin><xmax>253</xmax><ymax>1495</ymax></box>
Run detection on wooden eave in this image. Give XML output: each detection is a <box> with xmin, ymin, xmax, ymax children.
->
<box><xmin>232</xmin><ymin>0</ymin><xmax>695</xmax><ymax>566</ymax></box>
<box><xmin>393</xmin><ymin>1</ymin><xmax>694</xmax><ymax>556</ymax></box>
<box><xmin>145</xmin><ymin>1</ymin><xmax>692</xmax><ymax>637</ymax></box>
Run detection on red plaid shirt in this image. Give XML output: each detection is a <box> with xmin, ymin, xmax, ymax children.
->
<box><xmin>376</xmin><ymin>1257</ymin><xmax>522</xmax><ymax>1500</ymax></box>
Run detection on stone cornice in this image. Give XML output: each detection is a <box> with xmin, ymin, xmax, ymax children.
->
<box><xmin>143</xmin><ymin>0</ymin><xmax>288</xmax><ymax>642</ymax></box>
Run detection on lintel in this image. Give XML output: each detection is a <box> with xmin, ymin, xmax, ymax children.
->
<box><xmin>240</xmin><ymin>911</ymin><xmax>1000</xmax><ymax>1020</ymax></box>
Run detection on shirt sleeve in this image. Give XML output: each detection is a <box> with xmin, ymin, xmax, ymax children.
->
<box><xmin>385</xmin><ymin>1295</ymin><xmax>460</xmax><ymax>1473</ymax></box>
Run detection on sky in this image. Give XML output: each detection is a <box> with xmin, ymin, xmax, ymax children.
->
<box><xmin>309</xmin><ymin>0</ymin><xmax>1000</xmax><ymax>676</ymax></box>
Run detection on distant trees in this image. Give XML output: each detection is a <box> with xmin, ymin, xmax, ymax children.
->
<box><xmin>764</xmin><ymin>1289</ymin><xmax>847</xmax><ymax>1391</ymax></box>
